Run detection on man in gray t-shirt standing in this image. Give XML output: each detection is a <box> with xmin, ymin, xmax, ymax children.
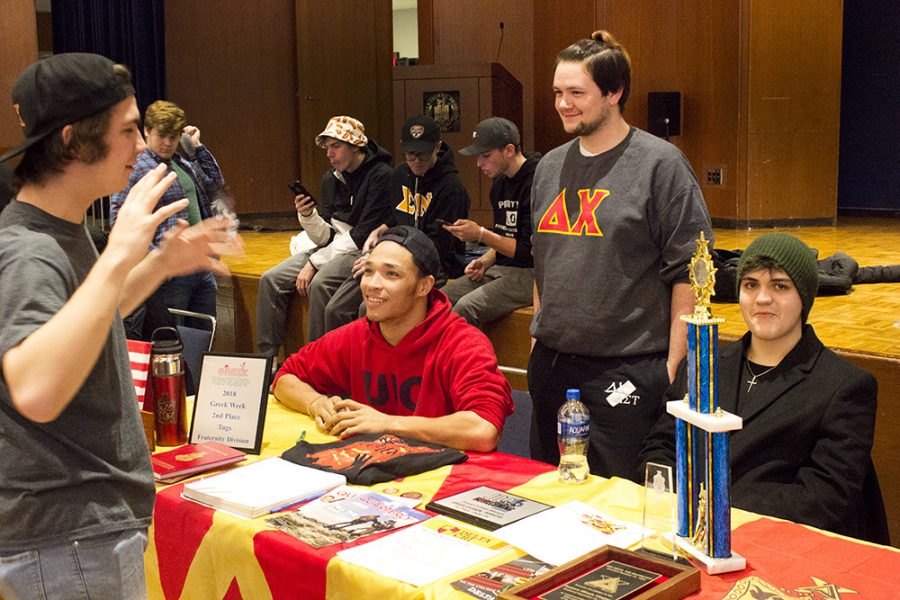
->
<box><xmin>0</xmin><ymin>54</ymin><xmax>239</xmax><ymax>599</ymax></box>
<box><xmin>529</xmin><ymin>31</ymin><xmax>713</xmax><ymax>480</ymax></box>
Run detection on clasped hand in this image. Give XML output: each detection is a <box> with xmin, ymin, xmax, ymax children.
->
<box><xmin>309</xmin><ymin>396</ymin><xmax>392</xmax><ymax>438</ymax></box>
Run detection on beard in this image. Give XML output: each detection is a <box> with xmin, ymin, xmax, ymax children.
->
<box><xmin>569</xmin><ymin>111</ymin><xmax>608</xmax><ymax>138</ymax></box>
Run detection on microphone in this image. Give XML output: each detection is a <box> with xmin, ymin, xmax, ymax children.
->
<box><xmin>495</xmin><ymin>22</ymin><xmax>505</xmax><ymax>62</ymax></box>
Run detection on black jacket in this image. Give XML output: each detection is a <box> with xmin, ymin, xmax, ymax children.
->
<box><xmin>640</xmin><ymin>325</ymin><xmax>889</xmax><ymax>544</ymax></box>
<box><xmin>388</xmin><ymin>142</ymin><xmax>470</xmax><ymax>278</ymax></box>
<box><xmin>492</xmin><ymin>152</ymin><xmax>541</xmax><ymax>268</ymax></box>
<box><xmin>319</xmin><ymin>140</ymin><xmax>394</xmax><ymax>249</ymax></box>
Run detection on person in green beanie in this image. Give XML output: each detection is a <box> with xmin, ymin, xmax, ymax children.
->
<box><xmin>641</xmin><ymin>232</ymin><xmax>889</xmax><ymax>544</ymax></box>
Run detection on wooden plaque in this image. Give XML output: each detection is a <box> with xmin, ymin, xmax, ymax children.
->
<box><xmin>499</xmin><ymin>545</ymin><xmax>700</xmax><ymax>600</ymax></box>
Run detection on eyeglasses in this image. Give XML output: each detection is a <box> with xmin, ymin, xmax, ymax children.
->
<box><xmin>404</xmin><ymin>152</ymin><xmax>431</xmax><ymax>162</ymax></box>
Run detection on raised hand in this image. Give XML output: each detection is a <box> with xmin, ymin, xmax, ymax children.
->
<box><xmin>157</xmin><ymin>214</ymin><xmax>244</xmax><ymax>278</ymax></box>
<box><xmin>104</xmin><ymin>163</ymin><xmax>183</xmax><ymax>271</ymax></box>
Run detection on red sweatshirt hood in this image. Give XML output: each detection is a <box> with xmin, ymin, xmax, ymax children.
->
<box><xmin>365</xmin><ymin>288</ymin><xmax>462</xmax><ymax>352</ymax></box>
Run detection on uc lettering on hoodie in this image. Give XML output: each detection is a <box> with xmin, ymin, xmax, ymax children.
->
<box><xmin>363</xmin><ymin>371</ymin><xmax>423</xmax><ymax>412</ymax></box>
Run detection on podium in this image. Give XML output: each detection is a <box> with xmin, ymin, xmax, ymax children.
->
<box><xmin>393</xmin><ymin>63</ymin><xmax>523</xmax><ymax>226</ymax></box>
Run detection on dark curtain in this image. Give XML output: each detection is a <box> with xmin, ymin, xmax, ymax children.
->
<box><xmin>838</xmin><ymin>0</ymin><xmax>900</xmax><ymax>211</ymax></box>
<box><xmin>51</xmin><ymin>0</ymin><xmax>166</xmax><ymax>116</ymax></box>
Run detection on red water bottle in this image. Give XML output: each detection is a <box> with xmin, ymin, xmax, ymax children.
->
<box><xmin>150</xmin><ymin>327</ymin><xmax>188</xmax><ymax>446</ymax></box>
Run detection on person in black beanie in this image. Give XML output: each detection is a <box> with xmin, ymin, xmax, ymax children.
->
<box><xmin>641</xmin><ymin>232</ymin><xmax>889</xmax><ymax>544</ymax></box>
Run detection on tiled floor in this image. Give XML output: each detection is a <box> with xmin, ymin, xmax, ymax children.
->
<box><xmin>225</xmin><ymin>216</ymin><xmax>900</xmax><ymax>358</ymax></box>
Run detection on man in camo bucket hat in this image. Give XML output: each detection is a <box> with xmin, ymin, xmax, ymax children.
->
<box><xmin>316</xmin><ymin>115</ymin><xmax>368</xmax><ymax>148</ymax></box>
<box><xmin>256</xmin><ymin>114</ymin><xmax>394</xmax><ymax>358</ymax></box>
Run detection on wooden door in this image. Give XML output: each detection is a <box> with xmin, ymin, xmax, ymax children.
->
<box><xmin>295</xmin><ymin>0</ymin><xmax>394</xmax><ymax>197</ymax></box>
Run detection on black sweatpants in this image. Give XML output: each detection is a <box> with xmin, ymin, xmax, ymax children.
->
<box><xmin>528</xmin><ymin>341</ymin><xmax>670</xmax><ymax>482</ymax></box>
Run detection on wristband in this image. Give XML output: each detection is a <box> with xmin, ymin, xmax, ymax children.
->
<box><xmin>478</xmin><ymin>226</ymin><xmax>485</xmax><ymax>244</ymax></box>
<box><xmin>307</xmin><ymin>394</ymin><xmax>327</xmax><ymax>416</ymax></box>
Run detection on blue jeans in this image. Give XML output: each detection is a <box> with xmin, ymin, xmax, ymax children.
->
<box><xmin>154</xmin><ymin>271</ymin><xmax>217</xmax><ymax>330</ymax></box>
<box><xmin>0</xmin><ymin>529</ymin><xmax>148</xmax><ymax>600</ymax></box>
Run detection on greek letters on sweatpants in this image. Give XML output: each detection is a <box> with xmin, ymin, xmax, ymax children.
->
<box><xmin>528</xmin><ymin>341</ymin><xmax>669</xmax><ymax>481</ymax></box>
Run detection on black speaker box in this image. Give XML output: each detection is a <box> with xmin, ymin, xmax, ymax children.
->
<box><xmin>647</xmin><ymin>92</ymin><xmax>681</xmax><ymax>138</ymax></box>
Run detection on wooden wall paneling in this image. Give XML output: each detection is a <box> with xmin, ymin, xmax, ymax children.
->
<box><xmin>532</xmin><ymin>0</ymin><xmax>598</xmax><ymax>154</ymax></box>
<box><xmin>675</xmin><ymin>0</ymin><xmax>742</xmax><ymax>222</ymax></box>
<box><xmin>296</xmin><ymin>0</ymin><xmax>393</xmax><ymax>198</ymax></box>
<box><xmin>428</xmin><ymin>0</ymin><xmax>534</xmax><ymax>151</ymax></box>
<box><xmin>0</xmin><ymin>1</ymin><xmax>38</xmax><ymax>156</ymax></box>
<box><xmin>167</xmin><ymin>1</ymin><xmax>299</xmax><ymax>217</ymax></box>
<box><xmin>417</xmin><ymin>0</ymin><xmax>435</xmax><ymax>65</ymax></box>
<box><xmin>745</xmin><ymin>0</ymin><xmax>843</xmax><ymax>223</ymax></box>
<box><xmin>597</xmin><ymin>1</ymin><xmax>744</xmax><ymax>224</ymax></box>
<box><xmin>374</xmin><ymin>1</ymin><xmax>396</xmax><ymax>160</ymax></box>
<box><xmin>736</xmin><ymin>0</ymin><xmax>752</xmax><ymax>224</ymax></box>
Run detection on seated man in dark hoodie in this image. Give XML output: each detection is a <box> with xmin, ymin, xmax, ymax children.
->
<box><xmin>441</xmin><ymin>117</ymin><xmax>541</xmax><ymax>329</ymax></box>
<box><xmin>255</xmin><ymin>116</ymin><xmax>393</xmax><ymax>354</ymax></box>
<box><xmin>273</xmin><ymin>226</ymin><xmax>512</xmax><ymax>453</ymax></box>
<box><xmin>312</xmin><ymin>114</ymin><xmax>471</xmax><ymax>335</ymax></box>
<box><xmin>640</xmin><ymin>233</ymin><xmax>889</xmax><ymax>544</ymax></box>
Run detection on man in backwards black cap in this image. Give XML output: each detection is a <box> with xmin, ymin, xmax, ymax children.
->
<box><xmin>441</xmin><ymin>117</ymin><xmax>541</xmax><ymax>329</ymax></box>
<box><xmin>0</xmin><ymin>54</ymin><xmax>241</xmax><ymax>598</ymax></box>
<box><xmin>273</xmin><ymin>226</ymin><xmax>513</xmax><ymax>453</ymax></box>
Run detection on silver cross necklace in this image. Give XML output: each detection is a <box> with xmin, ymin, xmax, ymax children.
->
<box><xmin>745</xmin><ymin>361</ymin><xmax>777</xmax><ymax>392</ymax></box>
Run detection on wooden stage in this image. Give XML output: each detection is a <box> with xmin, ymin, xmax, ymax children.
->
<box><xmin>216</xmin><ymin>216</ymin><xmax>900</xmax><ymax>544</ymax></box>
<box><xmin>220</xmin><ymin>216</ymin><xmax>900</xmax><ymax>358</ymax></box>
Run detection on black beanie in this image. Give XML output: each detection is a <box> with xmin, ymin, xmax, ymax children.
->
<box><xmin>736</xmin><ymin>233</ymin><xmax>818</xmax><ymax>322</ymax></box>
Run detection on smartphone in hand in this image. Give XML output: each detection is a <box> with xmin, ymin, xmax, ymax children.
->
<box><xmin>288</xmin><ymin>180</ymin><xmax>317</xmax><ymax>206</ymax></box>
<box><xmin>434</xmin><ymin>218</ymin><xmax>452</xmax><ymax>226</ymax></box>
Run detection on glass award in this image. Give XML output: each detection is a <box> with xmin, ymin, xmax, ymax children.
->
<box><xmin>640</xmin><ymin>462</ymin><xmax>677</xmax><ymax>561</ymax></box>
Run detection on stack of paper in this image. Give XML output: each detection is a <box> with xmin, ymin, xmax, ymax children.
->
<box><xmin>337</xmin><ymin>516</ymin><xmax>508</xmax><ymax>587</ymax></box>
<box><xmin>181</xmin><ymin>457</ymin><xmax>346</xmax><ymax>519</ymax></box>
<box><xmin>494</xmin><ymin>501</ymin><xmax>649</xmax><ymax>566</ymax></box>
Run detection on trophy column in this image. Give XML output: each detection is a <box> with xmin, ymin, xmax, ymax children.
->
<box><xmin>669</xmin><ymin>232</ymin><xmax>746</xmax><ymax>574</ymax></box>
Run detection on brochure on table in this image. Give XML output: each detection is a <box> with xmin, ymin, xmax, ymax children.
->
<box><xmin>189</xmin><ymin>353</ymin><xmax>272</xmax><ymax>454</ymax></box>
<box><xmin>337</xmin><ymin>516</ymin><xmax>508</xmax><ymax>587</ymax></box>
<box><xmin>493</xmin><ymin>501</ymin><xmax>649</xmax><ymax>567</ymax></box>
<box><xmin>266</xmin><ymin>485</ymin><xmax>429</xmax><ymax>548</ymax></box>
<box><xmin>451</xmin><ymin>554</ymin><xmax>553</xmax><ymax>600</ymax></box>
<box><xmin>426</xmin><ymin>485</ymin><xmax>552</xmax><ymax>531</ymax></box>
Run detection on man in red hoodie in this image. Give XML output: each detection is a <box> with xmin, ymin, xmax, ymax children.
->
<box><xmin>273</xmin><ymin>226</ymin><xmax>512</xmax><ymax>452</ymax></box>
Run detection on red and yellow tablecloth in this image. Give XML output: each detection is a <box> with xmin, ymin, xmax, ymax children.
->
<box><xmin>145</xmin><ymin>397</ymin><xmax>899</xmax><ymax>599</ymax></box>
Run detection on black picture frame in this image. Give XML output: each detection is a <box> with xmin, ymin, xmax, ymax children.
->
<box><xmin>188</xmin><ymin>352</ymin><xmax>272</xmax><ymax>454</ymax></box>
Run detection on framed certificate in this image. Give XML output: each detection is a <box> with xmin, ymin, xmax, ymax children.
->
<box><xmin>188</xmin><ymin>353</ymin><xmax>272</xmax><ymax>454</ymax></box>
<box><xmin>499</xmin><ymin>546</ymin><xmax>699</xmax><ymax>600</ymax></box>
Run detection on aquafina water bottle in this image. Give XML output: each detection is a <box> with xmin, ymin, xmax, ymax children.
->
<box><xmin>557</xmin><ymin>388</ymin><xmax>590</xmax><ymax>484</ymax></box>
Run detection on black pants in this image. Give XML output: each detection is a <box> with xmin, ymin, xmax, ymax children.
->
<box><xmin>528</xmin><ymin>341</ymin><xmax>669</xmax><ymax>482</ymax></box>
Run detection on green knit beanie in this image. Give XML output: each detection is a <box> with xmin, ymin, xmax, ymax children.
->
<box><xmin>736</xmin><ymin>233</ymin><xmax>818</xmax><ymax>322</ymax></box>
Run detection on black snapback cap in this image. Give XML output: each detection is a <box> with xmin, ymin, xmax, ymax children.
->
<box><xmin>375</xmin><ymin>225</ymin><xmax>441</xmax><ymax>278</ymax></box>
<box><xmin>0</xmin><ymin>53</ymin><xmax>135</xmax><ymax>163</ymax></box>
